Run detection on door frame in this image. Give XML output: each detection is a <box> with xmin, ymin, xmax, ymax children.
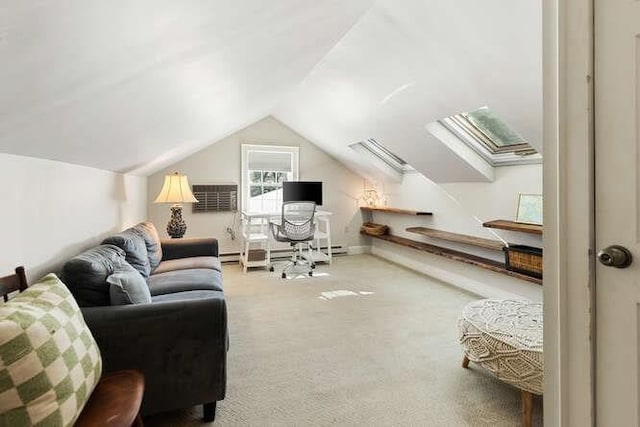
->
<box><xmin>543</xmin><ymin>0</ymin><xmax>595</xmax><ymax>425</ymax></box>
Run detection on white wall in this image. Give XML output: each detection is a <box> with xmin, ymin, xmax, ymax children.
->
<box><xmin>147</xmin><ymin>117</ymin><xmax>367</xmax><ymax>254</ymax></box>
<box><xmin>374</xmin><ymin>164</ymin><xmax>543</xmax><ymax>253</ymax></box>
<box><xmin>0</xmin><ymin>153</ymin><xmax>148</xmax><ymax>282</ymax></box>
<box><xmin>366</xmin><ymin>164</ymin><xmax>543</xmax><ymax>299</ymax></box>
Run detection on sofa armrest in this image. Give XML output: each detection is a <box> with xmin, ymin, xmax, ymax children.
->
<box><xmin>81</xmin><ymin>296</ymin><xmax>227</xmax><ymax>414</ymax></box>
<box><xmin>160</xmin><ymin>237</ymin><xmax>219</xmax><ymax>260</ymax></box>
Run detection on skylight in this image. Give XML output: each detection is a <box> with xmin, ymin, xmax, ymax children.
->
<box><xmin>464</xmin><ymin>107</ymin><xmax>526</xmax><ymax>147</ymax></box>
<box><xmin>349</xmin><ymin>139</ymin><xmax>414</xmax><ymax>175</ymax></box>
<box><xmin>438</xmin><ymin>107</ymin><xmax>541</xmax><ymax>166</ymax></box>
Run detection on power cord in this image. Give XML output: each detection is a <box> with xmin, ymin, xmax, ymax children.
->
<box><xmin>226</xmin><ymin>211</ymin><xmax>239</xmax><ymax>240</ymax></box>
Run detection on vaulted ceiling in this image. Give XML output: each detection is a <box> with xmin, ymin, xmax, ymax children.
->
<box><xmin>275</xmin><ymin>0</ymin><xmax>542</xmax><ymax>183</ymax></box>
<box><xmin>0</xmin><ymin>0</ymin><xmax>541</xmax><ymax>182</ymax></box>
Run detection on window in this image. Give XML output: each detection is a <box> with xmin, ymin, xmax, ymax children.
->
<box><xmin>349</xmin><ymin>139</ymin><xmax>414</xmax><ymax>176</ymax></box>
<box><xmin>438</xmin><ymin>106</ymin><xmax>541</xmax><ymax>166</ymax></box>
<box><xmin>241</xmin><ymin>144</ymin><xmax>299</xmax><ymax>212</ymax></box>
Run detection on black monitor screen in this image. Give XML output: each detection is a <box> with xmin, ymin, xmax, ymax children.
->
<box><xmin>283</xmin><ymin>181</ymin><xmax>323</xmax><ymax>206</ymax></box>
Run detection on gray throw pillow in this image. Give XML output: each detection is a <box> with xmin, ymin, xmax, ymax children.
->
<box><xmin>61</xmin><ymin>244</ymin><xmax>126</xmax><ymax>307</ymax></box>
<box><xmin>102</xmin><ymin>230</ymin><xmax>151</xmax><ymax>278</ymax></box>
<box><xmin>132</xmin><ymin>221</ymin><xmax>163</xmax><ymax>270</ymax></box>
<box><xmin>107</xmin><ymin>263</ymin><xmax>152</xmax><ymax>305</ymax></box>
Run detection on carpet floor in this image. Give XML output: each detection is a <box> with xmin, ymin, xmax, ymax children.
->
<box><xmin>145</xmin><ymin>254</ymin><xmax>542</xmax><ymax>426</ymax></box>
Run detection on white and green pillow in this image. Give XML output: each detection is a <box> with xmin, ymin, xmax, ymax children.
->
<box><xmin>0</xmin><ymin>274</ymin><xmax>102</xmax><ymax>426</ymax></box>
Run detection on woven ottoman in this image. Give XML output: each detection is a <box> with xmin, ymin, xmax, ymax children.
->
<box><xmin>458</xmin><ymin>299</ymin><xmax>543</xmax><ymax>427</ymax></box>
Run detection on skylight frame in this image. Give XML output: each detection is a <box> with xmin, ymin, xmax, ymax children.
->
<box><xmin>438</xmin><ymin>107</ymin><xmax>541</xmax><ymax>167</ymax></box>
<box><xmin>349</xmin><ymin>139</ymin><xmax>414</xmax><ymax>175</ymax></box>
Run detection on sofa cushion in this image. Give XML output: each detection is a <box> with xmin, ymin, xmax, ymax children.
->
<box><xmin>160</xmin><ymin>238</ymin><xmax>219</xmax><ymax>260</ymax></box>
<box><xmin>151</xmin><ymin>289</ymin><xmax>224</xmax><ymax>303</ymax></box>
<box><xmin>107</xmin><ymin>263</ymin><xmax>152</xmax><ymax>305</ymax></box>
<box><xmin>102</xmin><ymin>231</ymin><xmax>151</xmax><ymax>278</ymax></box>
<box><xmin>147</xmin><ymin>269</ymin><xmax>223</xmax><ymax>296</ymax></box>
<box><xmin>152</xmin><ymin>256</ymin><xmax>221</xmax><ymax>275</ymax></box>
<box><xmin>132</xmin><ymin>222</ymin><xmax>163</xmax><ymax>271</ymax></box>
<box><xmin>61</xmin><ymin>244</ymin><xmax>126</xmax><ymax>307</ymax></box>
<box><xmin>0</xmin><ymin>274</ymin><xmax>102</xmax><ymax>427</ymax></box>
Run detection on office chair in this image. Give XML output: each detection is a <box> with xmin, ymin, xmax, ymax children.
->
<box><xmin>269</xmin><ymin>201</ymin><xmax>317</xmax><ymax>278</ymax></box>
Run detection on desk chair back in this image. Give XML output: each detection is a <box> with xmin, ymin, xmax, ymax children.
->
<box><xmin>281</xmin><ymin>201</ymin><xmax>316</xmax><ymax>241</ymax></box>
<box><xmin>0</xmin><ymin>266</ymin><xmax>28</xmax><ymax>301</ymax></box>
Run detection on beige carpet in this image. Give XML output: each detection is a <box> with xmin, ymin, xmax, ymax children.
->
<box><xmin>145</xmin><ymin>254</ymin><xmax>542</xmax><ymax>426</ymax></box>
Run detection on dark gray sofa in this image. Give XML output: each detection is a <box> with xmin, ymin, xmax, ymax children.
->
<box><xmin>60</xmin><ymin>222</ymin><xmax>227</xmax><ymax>422</ymax></box>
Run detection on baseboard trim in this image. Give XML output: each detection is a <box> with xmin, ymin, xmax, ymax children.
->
<box><xmin>220</xmin><ymin>244</ymin><xmax>352</xmax><ymax>264</ymax></box>
<box><xmin>347</xmin><ymin>245</ymin><xmax>372</xmax><ymax>255</ymax></box>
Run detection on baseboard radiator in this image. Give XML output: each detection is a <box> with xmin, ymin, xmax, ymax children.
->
<box><xmin>219</xmin><ymin>245</ymin><xmax>348</xmax><ymax>263</ymax></box>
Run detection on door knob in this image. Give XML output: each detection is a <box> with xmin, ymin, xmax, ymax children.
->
<box><xmin>597</xmin><ymin>245</ymin><xmax>633</xmax><ymax>268</ymax></box>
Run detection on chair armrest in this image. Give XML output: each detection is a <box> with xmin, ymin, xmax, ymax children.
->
<box><xmin>269</xmin><ymin>221</ymin><xmax>284</xmax><ymax>241</ymax></box>
<box><xmin>81</xmin><ymin>296</ymin><xmax>227</xmax><ymax>413</ymax></box>
<box><xmin>161</xmin><ymin>237</ymin><xmax>219</xmax><ymax>260</ymax></box>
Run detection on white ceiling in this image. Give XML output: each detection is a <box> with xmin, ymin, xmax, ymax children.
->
<box><xmin>275</xmin><ymin>0</ymin><xmax>542</xmax><ymax>183</ymax></box>
<box><xmin>0</xmin><ymin>1</ymin><xmax>541</xmax><ymax>182</ymax></box>
<box><xmin>0</xmin><ymin>0</ymin><xmax>373</xmax><ymax>173</ymax></box>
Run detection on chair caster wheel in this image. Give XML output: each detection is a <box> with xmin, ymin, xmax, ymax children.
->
<box><xmin>269</xmin><ymin>266</ymin><xmax>274</xmax><ymax>272</ymax></box>
<box><xmin>308</xmin><ymin>271</ymin><xmax>313</xmax><ymax>277</ymax></box>
<box><xmin>281</xmin><ymin>273</ymin><xmax>286</xmax><ymax>279</ymax></box>
<box><xmin>311</xmin><ymin>264</ymin><xmax>316</xmax><ymax>269</ymax></box>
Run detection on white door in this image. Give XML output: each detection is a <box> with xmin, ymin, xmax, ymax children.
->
<box><xmin>595</xmin><ymin>0</ymin><xmax>640</xmax><ymax>424</ymax></box>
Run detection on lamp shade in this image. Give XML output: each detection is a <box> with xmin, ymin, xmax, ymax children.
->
<box><xmin>153</xmin><ymin>172</ymin><xmax>198</xmax><ymax>204</ymax></box>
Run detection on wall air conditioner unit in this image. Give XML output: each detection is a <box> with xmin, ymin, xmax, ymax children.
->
<box><xmin>192</xmin><ymin>184</ymin><xmax>238</xmax><ymax>212</ymax></box>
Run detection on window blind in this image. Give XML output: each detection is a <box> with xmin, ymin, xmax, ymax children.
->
<box><xmin>246</xmin><ymin>151</ymin><xmax>293</xmax><ymax>172</ymax></box>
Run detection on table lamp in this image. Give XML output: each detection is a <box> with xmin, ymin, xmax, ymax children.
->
<box><xmin>153</xmin><ymin>172</ymin><xmax>199</xmax><ymax>238</ymax></box>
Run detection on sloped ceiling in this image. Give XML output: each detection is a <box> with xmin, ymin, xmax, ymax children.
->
<box><xmin>0</xmin><ymin>1</ymin><xmax>541</xmax><ymax>182</ymax></box>
<box><xmin>275</xmin><ymin>0</ymin><xmax>542</xmax><ymax>183</ymax></box>
<box><xmin>0</xmin><ymin>0</ymin><xmax>373</xmax><ymax>173</ymax></box>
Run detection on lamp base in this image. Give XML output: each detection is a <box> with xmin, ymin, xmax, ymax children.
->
<box><xmin>167</xmin><ymin>205</ymin><xmax>187</xmax><ymax>238</ymax></box>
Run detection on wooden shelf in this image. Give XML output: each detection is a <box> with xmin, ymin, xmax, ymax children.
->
<box><xmin>482</xmin><ymin>220</ymin><xmax>542</xmax><ymax>235</ymax></box>
<box><xmin>360</xmin><ymin>206</ymin><xmax>433</xmax><ymax>216</ymax></box>
<box><xmin>362</xmin><ymin>231</ymin><xmax>541</xmax><ymax>285</ymax></box>
<box><xmin>406</xmin><ymin>227</ymin><xmax>505</xmax><ymax>251</ymax></box>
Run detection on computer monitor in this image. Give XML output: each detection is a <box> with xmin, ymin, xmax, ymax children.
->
<box><xmin>283</xmin><ymin>181</ymin><xmax>323</xmax><ymax>206</ymax></box>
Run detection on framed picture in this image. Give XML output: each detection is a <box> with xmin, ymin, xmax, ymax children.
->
<box><xmin>516</xmin><ymin>194</ymin><xmax>543</xmax><ymax>225</ymax></box>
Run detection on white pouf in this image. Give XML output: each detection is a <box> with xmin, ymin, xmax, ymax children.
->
<box><xmin>458</xmin><ymin>299</ymin><xmax>543</xmax><ymax>427</ymax></box>
<box><xmin>458</xmin><ymin>299</ymin><xmax>543</xmax><ymax>394</ymax></box>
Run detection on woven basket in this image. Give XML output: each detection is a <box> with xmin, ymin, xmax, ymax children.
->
<box><xmin>503</xmin><ymin>245</ymin><xmax>543</xmax><ymax>278</ymax></box>
<box><xmin>247</xmin><ymin>249</ymin><xmax>266</xmax><ymax>261</ymax></box>
<box><xmin>360</xmin><ymin>222</ymin><xmax>389</xmax><ymax>236</ymax></box>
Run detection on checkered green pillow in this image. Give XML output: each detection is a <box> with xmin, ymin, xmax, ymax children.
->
<box><xmin>0</xmin><ymin>273</ymin><xmax>102</xmax><ymax>426</ymax></box>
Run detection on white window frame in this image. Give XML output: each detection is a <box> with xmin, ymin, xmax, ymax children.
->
<box><xmin>241</xmin><ymin>144</ymin><xmax>299</xmax><ymax>213</ymax></box>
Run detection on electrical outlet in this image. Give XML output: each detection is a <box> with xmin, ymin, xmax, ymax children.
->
<box><xmin>344</xmin><ymin>226</ymin><xmax>350</xmax><ymax>234</ymax></box>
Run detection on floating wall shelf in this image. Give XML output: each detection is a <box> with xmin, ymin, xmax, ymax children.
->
<box><xmin>482</xmin><ymin>220</ymin><xmax>542</xmax><ymax>235</ymax></box>
<box><xmin>360</xmin><ymin>206</ymin><xmax>433</xmax><ymax>216</ymax></box>
<box><xmin>406</xmin><ymin>227</ymin><xmax>505</xmax><ymax>251</ymax></box>
<box><xmin>362</xmin><ymin>231</ymin><xmax>541</xmax><ymax>285</ymax></box>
